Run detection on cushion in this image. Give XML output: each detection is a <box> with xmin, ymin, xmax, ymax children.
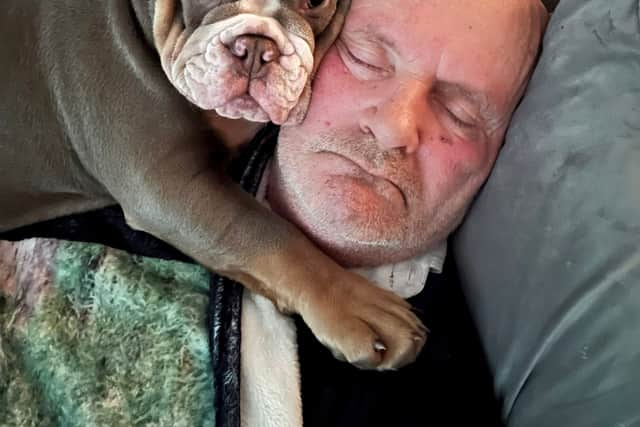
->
<box><xmin>453</xmin><ymin>1</ymin><xmax>640</xmax><ymax>426</ymax></box>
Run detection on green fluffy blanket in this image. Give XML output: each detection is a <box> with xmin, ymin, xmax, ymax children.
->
<box><xmin>0</xmin><ymin>239</ymin><xmax>215</xmax><ymax>426</ymax></box>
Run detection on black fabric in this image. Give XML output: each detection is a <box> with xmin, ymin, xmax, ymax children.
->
<box><xmin>298</xmin><ymin>255</ymin><xmax>503</xmax><ymax>427</ymax></box>
<box><xmin>542</xmin><ymin>0</ymin><xmax>559</xmax><ymax>12</ymax></box>
<box><xmin>0</xmin><ymin>205</ymin><xmax>192</xmax><ymax>263</ymax></box>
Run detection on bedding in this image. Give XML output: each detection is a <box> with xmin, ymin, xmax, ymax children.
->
<box><xmin>453</xmin><ymin>0</ymin><xmax>640</xmax><ymax>425</ymax></box>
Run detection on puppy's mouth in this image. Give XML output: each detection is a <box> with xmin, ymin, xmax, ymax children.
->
<box><xmin>318</xmin><ymin>151</ymin><xmax>408</xmax><ymax>209</ymax></box>
<box><xmin>172</xmin><ymin>14</ymin><xmax>314</xmax><ymax>124</ymax></box>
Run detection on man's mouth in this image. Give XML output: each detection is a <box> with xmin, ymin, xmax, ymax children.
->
<box><xmin>317</xmin><ymin>151</ymin><xmax>408</xmax><ymax>208</ymax></box>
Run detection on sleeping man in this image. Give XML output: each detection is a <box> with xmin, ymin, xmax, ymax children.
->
<box><xmin>0</xmin><ymin>0</ymin><xmax>549</xmax><ymax>425</ymax></box>
<box><xmin>251</xmin><ymin>0</ymin><xmax>549</xmax><ymax>424</ymax></box>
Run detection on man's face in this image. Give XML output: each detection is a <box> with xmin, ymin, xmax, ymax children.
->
<box><xmin>269</xmin><ymin>0</ymin><xmax>547</xmax><ymax>267</ymax></box>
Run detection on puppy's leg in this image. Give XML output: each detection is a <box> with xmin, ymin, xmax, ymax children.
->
<box><xmin>56</xmin><ymin>0</ymin><xmax>425</xmax><ymax>370</ymax></box>
<box><xmin>146</xmin><ymin>0</ymin><xmax>426</xmax><ymax>370</ymax></box>
<box><xmin>107</xmin><ymin>138</ymin><xmax>425</xmax><ymax>370</ymax></box>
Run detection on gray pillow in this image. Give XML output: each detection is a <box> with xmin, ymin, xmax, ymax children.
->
<box><xmin>453</xmin><ymin>1</ymin><xmax>640</xmax><ymax>426</ymax></box>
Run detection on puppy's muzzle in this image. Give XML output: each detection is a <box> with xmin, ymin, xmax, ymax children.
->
<box><xmin>172</xmin><ymin>14</ymin><xmax>313</xmax><ymax>124</ymax></box>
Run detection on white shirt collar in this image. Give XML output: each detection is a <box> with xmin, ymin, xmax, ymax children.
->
<box><xmin>352</xmin><ymin>240</ymin><xmax>446</xmax><ymax>298</ymax></box>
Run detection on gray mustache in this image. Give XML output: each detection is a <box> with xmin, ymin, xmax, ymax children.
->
<box><xmin>311</xmin><ymin>132</ymin><xmax>407</xmax><ymax>171</ymax></box>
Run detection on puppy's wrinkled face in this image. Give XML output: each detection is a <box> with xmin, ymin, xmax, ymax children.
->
<box><xmin>164</xmin><ymin>0</ymin><xmax>345</xmax><ymax>125</ymax></box>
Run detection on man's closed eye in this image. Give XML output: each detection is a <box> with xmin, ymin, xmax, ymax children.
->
<box><xmin>336</xmin><ymin>38</ymin><xmax>390</xmax><ymax>80</ymax></box>
<box><xmin>443</xmin><ymin>105</ymin><xmax>476</xmax><ymax>130</ymax></box>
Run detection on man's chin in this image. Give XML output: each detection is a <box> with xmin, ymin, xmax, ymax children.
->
<box><xmin>285</xmin><ymin>195</ymin><xmax>418</xmax><ymax>267</ymax></box>
<box><xmin>321</xmin><ymin>241</ymin><xmax>425</xmax><ymax>268</ymax></box>
<box><xmin>319</xmin><ymin>175</ymin><xmax>407</xmax><ymax>221</ymax></box>
<box><xmin>301</xmin><ymin>223</ymin><xmax>420</xmax><ymax>268</ymax></box>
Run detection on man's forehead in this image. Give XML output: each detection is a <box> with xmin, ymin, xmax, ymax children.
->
<box><xmin>344</xmin><ymin>9</ymin><xmax>506</xmax><ymax>121</ymax></box>
<box><xmin>344</xmin><ymin>0</ymin><xmax>544</xmax><ymax>122</ymax></box>
<box><xmin>350</xmin><ymin>25</ymin><xmax>396</xmax><ymax>51</ymax></box>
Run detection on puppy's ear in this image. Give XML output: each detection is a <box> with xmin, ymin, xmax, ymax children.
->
<box><xmin>311</xmin><ymin>0</ymin><xmax>350</xmax><ymax>77</ymax></box>
<box><xmin>182</xmin><ymin>0</ymin><xmax>221</xmax><ymax>29</ymax></box>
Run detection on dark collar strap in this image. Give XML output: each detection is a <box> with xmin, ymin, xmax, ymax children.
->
<box><xmin>209</xmin><ymin>124</ymin><xmax>279</xmax><ymax>427</ymax></box>
<box><xmin>541</xmin><ymin>0</ymin><xmax>559</xmax><ymax>12</ymax></box>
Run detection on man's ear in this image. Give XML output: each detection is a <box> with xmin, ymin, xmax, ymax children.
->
<box><xmin>182</xmin><ymin>0</ymin><xmax>220</xmax><ymax>29</ymax></box>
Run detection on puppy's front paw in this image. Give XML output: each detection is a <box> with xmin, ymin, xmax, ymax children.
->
<box><xmin>301</xmin><ymin>271</ymin><xmax>428</xmax><ymax>370</ymax></box>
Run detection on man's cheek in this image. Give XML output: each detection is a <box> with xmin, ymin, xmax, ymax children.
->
<box><xmin>433</xmin><ymin>138</ymin><xmax>490</xmax><ymax>178</ymax></box>
<box><xmin>417</xmin><ymin>151</ymin><xmax>476</xmax><ymax>200</ymax></box>
<box><xmin>307</xmin><ymin>48</ymin><xmax>357</xmax><ymax>118</ymax></box>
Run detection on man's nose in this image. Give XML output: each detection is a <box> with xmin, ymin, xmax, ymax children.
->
<box><xmin>359</xmin><ymin>82</ymin><xmax>427</xmax><ymax>154</ymax></box>
<box><xmin>229</xmin><ymin>35</ymin><xmax>280</xmax><ymax>76</ymax></box>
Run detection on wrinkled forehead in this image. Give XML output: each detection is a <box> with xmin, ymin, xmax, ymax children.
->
<box><xmin>180</xmin><ymin>0</ymin><xmax>332</xmax><ymax>33</ymax></box>
<box><xmin>182</xmin><ymin>0</ymin><xmax>299</xmax><ymax>16</ymax></box>
<box><xmin>182</xmin><ymin>0</ymin><xmax>289</xmax><ymax>26</ymax></box>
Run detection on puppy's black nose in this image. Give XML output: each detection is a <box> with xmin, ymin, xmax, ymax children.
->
<box><xmin>230</xmin><ymin>35</ymin><xmax>280</xmax><ymax>77</ymax></box>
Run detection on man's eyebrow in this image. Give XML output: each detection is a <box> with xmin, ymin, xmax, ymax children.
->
<box><xmin>354</xmin><ymin>25</ymin><xmax>398</xmax><ymax>52</ymax></box>
<box><xmin>436</xmin><ymin>81</ymin><xmax>501</xmax><ymax>129</ymax></box>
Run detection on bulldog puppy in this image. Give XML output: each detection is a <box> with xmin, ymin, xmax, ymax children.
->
<box><xmin>0</xmin><ymin>0</ymin><xmax>426</xmax><ymax>370</ymax></box>
<box><xmin>157</xmin><ymin>0</ymin><xmax>333</xmax><ymax>126</ymax></box>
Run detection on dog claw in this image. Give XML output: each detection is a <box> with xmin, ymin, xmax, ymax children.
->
<box><xmin>373</xmin><ymin>340</ymin><xmax>387</xmax><ymax>352</ymax></box>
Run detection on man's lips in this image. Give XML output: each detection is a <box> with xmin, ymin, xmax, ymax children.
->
<box><xmin>317</xmin><ymin>151</ymin><xmax>408</xmax><ymax>208</ymax></box>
